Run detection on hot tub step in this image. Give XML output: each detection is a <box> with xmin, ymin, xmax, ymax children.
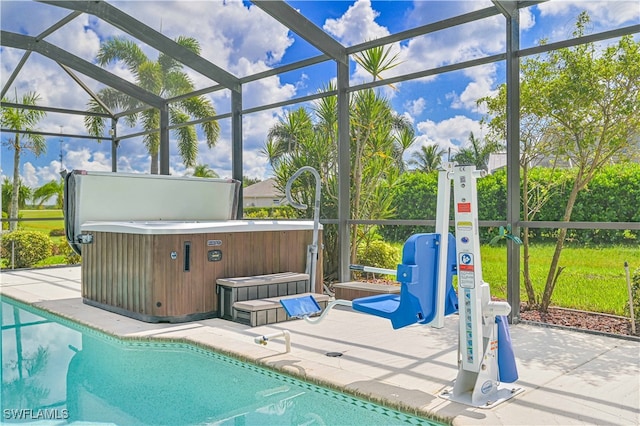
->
<box><xmin>217</xmin><ymin>272</ymin><xmax>311</xmax><ymax>320</ymax></box>
<box><xmin>232</xmin><ymin>293</ymin><xmax>330</xmax><ymax>327</ymax></box>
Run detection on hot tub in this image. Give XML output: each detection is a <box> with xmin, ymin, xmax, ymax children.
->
<box><xmin>79</xmin><ymin>220</ymin><xmax>322</xmax><ymax>322</ymax></box>
<box><xmin>64</xmin><ymin>171</ymin><xmax>322</xmax><ymax>323</ymax></box>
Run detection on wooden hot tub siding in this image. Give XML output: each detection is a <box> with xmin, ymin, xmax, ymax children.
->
<box><xmin>81</xmin><ymin>229</ymin><xmax>322</xmax><ymax>322</ymax></box>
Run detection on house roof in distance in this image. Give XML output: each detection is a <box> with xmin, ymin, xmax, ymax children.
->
<box><xmin>243</xmin><ymin>178</ymin><xmax>282</xmax><ymax>198</ymax></box>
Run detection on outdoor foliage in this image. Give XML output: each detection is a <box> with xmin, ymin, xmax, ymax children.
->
<box><xmin>1</xmin><ymin>91</ymin><xmax>46</xmax><ymax>231</ymax></box>
<box><xmin>33</xmin><ymin>179</ymin><xmax>64</xmax><ymax>209</ymax></box>
<box><xmin>356</xmin><ymin>240</ymin><xmax>400</xmax><ymax>274</ymax></box>
<box><xmin>380</xmin><ymin>164</ymin><xmax>639</xmax><ymax>244</ymax></box>
<box><xmin>49</xmin><ymin>228</ymin><xmax>66</xmax><ymax>237</ymax></box>
<box><xmin>57</xmin><ymin>242</ymin><xmax>81</xmax><ymax>265</ymax></box>
<box><xmin>2</xmin><ymin>178</ymin><xmax>32</xmax><ymax>215</ymax></box>
<box><xmin>477</xmin><ymin>12</ymin><xmax>640</xmax><ymax>311</ymax></box>
<box><xmin>266</xmin><ymin>87</ymin><xmax>412</xmax><ymax>277</ymax></box>
<box><xmin>243</xmin><ymin>206</ymin><xmax>297</xmax><ymax>219</ymax></box>
<box><xmin>1</xmin><ymin>230</ymin><xmax>53</xmax><ymax>268</ymax></box>
<box><xmin>85</xmin><ymin>36</ymin><xmax>219</xmax><ymax>174</ymax></box>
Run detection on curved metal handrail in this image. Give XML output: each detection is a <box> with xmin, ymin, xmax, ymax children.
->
<box><xmin>285</xmin><ymin>166</ymin><xmax>321</xmax><ymax>294</ymax></box>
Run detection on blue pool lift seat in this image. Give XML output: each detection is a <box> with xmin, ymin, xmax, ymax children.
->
<box><xmin>352</xmin><ymin>233</ymin><xmax>458</xmax><ymax>330</ymax></box>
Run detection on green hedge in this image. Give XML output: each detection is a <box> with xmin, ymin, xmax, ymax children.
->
<box><xmin>380</xmin><ymin>163</ymin><xmax>639</xmax><ymax>244</ymax></box>
<box><xmin>243</xmin><ymin>206</ymin><xmax>297</xmax><ymax>219</ymax></box>
<box><xmin>1</xmin><ymin>230</ymin><xmax>53</xmax><ymax>268</ymax></box>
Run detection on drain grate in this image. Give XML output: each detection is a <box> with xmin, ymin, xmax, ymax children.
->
<box><xmin>325</xmin><ymin>352</ymin><xmax>343</xmax><ymax>357</ymax></box>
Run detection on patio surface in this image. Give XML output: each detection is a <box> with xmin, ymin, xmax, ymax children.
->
<box><xmin>1</xmin><ymin>266</ymin><xmax>639</xmax><ymax>425</ymax></box>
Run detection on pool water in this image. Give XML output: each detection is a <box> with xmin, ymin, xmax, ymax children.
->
<box><xmin>1</xmin><ymin>297</ymin><xmax>442</xmax><ymax>425</ymax></box>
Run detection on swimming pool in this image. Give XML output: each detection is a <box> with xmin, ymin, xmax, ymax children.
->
<box><xmin>1</xmin><ymin>297</ymin><xmax>443</xmax><ymax>425</ymax></box>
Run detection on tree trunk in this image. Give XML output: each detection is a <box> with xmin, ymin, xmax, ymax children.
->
<box><xmin>540</xmin><ymin>180</ymin><xmax>581</xmax><ymax>311</ymax></box>
<box><xmin>521</xmin><ymin>166</ymin><xmax>537</xmax><ymax>306</ymax></box>
<box><xmin>10</xmin><ymin>137</ymin><xmax>21</xmax><ymax>231</ymax></box>
<box><xmin>150</xmin><ymin>152</ymin><xmax>159</xmax><ymax>175</ymax></box>
<box><xmin>522</xmin><ymin>229</ymin><xmax>537</xmax><ymax>306</ymax></box>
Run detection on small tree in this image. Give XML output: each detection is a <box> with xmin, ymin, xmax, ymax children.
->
<box><xmin>527</xmin><ymin>13</ymin><xmax>639</xmax><ymax>311</ymax></box>
<box><xmin>85</xmin><ymin>36</ymin><xmax>219</xmax><ymax>174</ymax></box>
<box><xmin>33</xmin><ymin>179</ymin><xmax>64</xmax><ymax>209</ymax></box>
<box><xmin>2</xmin><ymin>178</ymin><xmax>32</xmax><ymax>215</ymax></box>
<box><xmin>190</xmin><ymin>164</ymin><xmax>219</xmax><ymax>178</ymax></box>
<box><xmin>453</xmin><ymin>131</ymin><xmax>502</xmax><ymax>171</ymax></box>
<box><xmin>409</xmin><ymin>144</ymin><xmax>444</xmax><ymax>173</ymax></box>
<box><xmin>480</xmin><ymin>13</ymin><xmax>639</xmax><ymax>310</ymax></box>
<box><xmin>1</xmin><ymin>91</ymin><xmax>46</xmax><ymax>230</ymax></box>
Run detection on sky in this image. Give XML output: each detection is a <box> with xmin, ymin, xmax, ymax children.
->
<box><xmin>1</xmin><ymin>0</ymin><xmax>638</xmax><ymax>192</ymax></box>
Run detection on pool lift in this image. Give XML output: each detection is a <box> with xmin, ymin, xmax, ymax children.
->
<box><xmin>260</xmin><ymin>164</ymin><xmax>522</xmax><ymax>408</ymax></box>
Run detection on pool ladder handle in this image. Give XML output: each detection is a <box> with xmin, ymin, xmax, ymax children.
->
<box><xmin>254</xmin><ymin>330</ymin><xmax>291</xmax><ymax>353</ymax></box>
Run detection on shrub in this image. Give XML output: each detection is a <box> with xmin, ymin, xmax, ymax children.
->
<box><xmin>1</xmin><ymin>230</ymin><xmax>53</xmax><ymax>268</ymax></box>
<box><xmin>243</xmin><ymin>206</ymin><xmax>297</xmax><ymax>219</ymax></box>
<box><xmin>49</xmin><ymin>228</ymin><xmax>66</xmax><ymax>237</ymax></box>
<box><xmin>58</xmin><ymin>242</ymin><xmax>81</xmax><ymax>265</ymax></box>
<box><xmin>356</xmin><ymin>240</ymin><xmax>400</xmax><ymax>278</ymax></box>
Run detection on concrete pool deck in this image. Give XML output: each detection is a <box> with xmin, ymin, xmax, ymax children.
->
<box><xmin>1</xmin><ymin>265</ymin><xmax>639</xmax><ymax>425</ymax></box>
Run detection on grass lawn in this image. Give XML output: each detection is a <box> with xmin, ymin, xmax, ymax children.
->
<box><xmin>18</xmin><ymin>209</ymin><xmax>64</xmax><ymax>235</ymax></box>
<box><xmin>480</xmin><ymin>244</ymin><xmax>639</xmax><ymax>316</ymax></box>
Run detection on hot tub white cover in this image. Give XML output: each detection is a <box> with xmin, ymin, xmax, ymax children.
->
<box><xmin>80</xmin><ymin>220</ymin><xmax>321</xmax><ymax>235</ymax></box>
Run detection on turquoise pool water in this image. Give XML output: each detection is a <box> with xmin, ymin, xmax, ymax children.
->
<box><xmin>1</xmin><ymin>297</ymin><xmax>441</xmax><ymax>425</ymax></box>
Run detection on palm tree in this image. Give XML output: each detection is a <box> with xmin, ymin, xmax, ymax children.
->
<box><xmin>453</xmin><ymin>131</ymin><xmax>502</xmax><ymax>171</ymax></box>
<box><xmin>190</xmin><ymin>164</ymin><xmax>219</xmax><ymax>178</ymax></box>
<box><xmin>1</xmin><ymin>91</ymin><xmax>46</xmax><ymax>230</ymax></box>
<box><xmin>85</xmin><ymin>36</ymin><xmax>219</xmax><ymax>174</ymax></box>
<box><xmin>265</xmin><ymin>108</ymin><xmax>314</xmax><ymax>164</ymax></box>
<box><xmin>409</xmin><ymin>144</ymin><xmax>444</xmax><ymax>173</ymax></box>
<box><xmin>353</xmin><ymin>44</ymin><xmax>402</xmax><ymax>88</ymax></box>
<box><xmin>33</xmin><ymin>179</ymin><xmax>64</xmax><ymax>209</ymax></box>
<box><xmin>2</xmin><ymin>178</ymin><xmax>32</xmax><ymax>214</ymax></box>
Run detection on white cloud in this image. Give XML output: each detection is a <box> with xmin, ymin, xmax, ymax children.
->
<box><xmin>404</xmin><ymin>97</ymin><xmax>426</xmax><ymax>117</ymax></box>
<box><xmin>323</xmin><ymin>0</ymin><xmax>389</xmax><ymax>47</ymax></box>
<box><xmin>414</xmin><ymin>115</ymin><xmax>484</xmax><ymax>157</ymax></box>
<box><xmin>21</xmin><ymin>163</ymin><xmax>39</xmax><ymax>188</ymax></box>
<box><xmin>448</xmin><ymin>64</ymin><xmax>498</xmax><ymax>111</ymax></box>
<box><xmin>64</xmin><ymin>148</ymin><xmax>112</xmax><ymax>172</ymax></box>
<box><xmin>538</xmin><ymin>1</ymin><xmax>640</xmax><ymax>26</ymax></box>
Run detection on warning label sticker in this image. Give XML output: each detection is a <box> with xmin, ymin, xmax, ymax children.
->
<box><xmin>456</xmin><ymin>221</ymin><xmax>472</xmax><ymax>230</ymax></box>
<box><xmin>457</xmin><ymin>202</ymin><xmax>471</xmax><ymax>213</ymax></box>
<box><xmin>459</xmin><ymin>270</ymin><xmax>475</xmax><ymax>288</ymax></box>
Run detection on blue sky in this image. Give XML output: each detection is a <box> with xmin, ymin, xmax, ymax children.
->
<box><xmin>1</xmin><ymin>0</ymin><xmax>638</xmax><ymax>191</ymax></box>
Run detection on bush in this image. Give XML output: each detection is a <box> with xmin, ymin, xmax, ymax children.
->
<box><xmin>57</xmin><ymin>242</ymin><xmax>81</xmax><ymax>265</ymax></box>
<box><xmin>1</xmin><ymin>211</ymin><xmax>7</xmax><ymax>231</ymax></box>
<box><xmin>1</xmin><ymin>230</ymin><xmax>53</xmax><ymax>268</ymax></box>
<box><xmin>49</xmin><ymin>228</ymin><xmax>66</xmax><ymax>237</ymax></box>
<box><xmin>381</xmin><ymin>163</ymin><xmax>640</xmax><ymax>244</ymax></box>
<box><xmin>356</xmin><ymin>240</ymin><xmax>400</xmax><ymax>278</ymax></box>
<box><xmin>243</xmin><ymin>206</ymin><xmax>297</xmax><ymax>219</ymax></box>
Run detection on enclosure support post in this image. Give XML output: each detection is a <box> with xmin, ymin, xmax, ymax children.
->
<box><xmin>505</xmin><ymin>5</ymin><xmax>521</xmax><ymax>323</ymax></box>
<box><xmin>232</xmin><ymin>87</ymin><xmax>243</xmax><ymax>219</ymax></box>
<box><xmin>337</xmin><ymin>59</ymin><xmax>351</xmax><ymax>282</ymax></box>
<box><xmin>159</xmin><ymin>104</ymin><xmax>170</xmax><ymax>175</ymax></box>
<box><xmin>110</xmin><ymin>118</ymin><xmax>118</xmax><ymax>172</ymax></box>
